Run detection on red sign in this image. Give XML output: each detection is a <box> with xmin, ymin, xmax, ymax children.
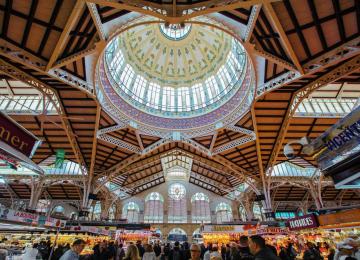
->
<box><xmin>0</xmin><ymin>112</ymin><xmax>38</xmax><ymax>157</ymax></box>
<box><xmin>286</xmin><ymin>214</ymin><xmax>318</xmax><ymax>231</ymax></box>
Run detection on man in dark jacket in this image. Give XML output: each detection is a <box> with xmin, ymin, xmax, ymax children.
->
<box><xmin>249</xmin><ymin>235</ymin><xmax>280</xmax><ymax>260</ymax></box>
<box><xmin>169</xmin><ymin>241</ymin><xmax>184</xmax><ymax>260</ymax></box>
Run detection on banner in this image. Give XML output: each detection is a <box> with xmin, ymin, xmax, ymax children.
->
<box><xmin>0</xmin><ymin>112</ymin><xmax>39</xmax><ymax>158</ymax></box>
<box><xmin>0</xmin><ymin>207</ymin><xmax>65</xmax><ymax>228</ymax></box>
<box><xmin>55</xmin><ymin>149</ymin><xmax>65</xmax><ymax>168</ymax></box>
<box><xmin>286</xmin><ymin>214</ymin><xmax>318</xmax><ymax>231</ymax></box>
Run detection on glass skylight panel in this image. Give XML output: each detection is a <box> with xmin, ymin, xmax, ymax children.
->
<box><xmin>295</xmin><ymin>98</ymin><xmax>357</xmax><ymax>117</ymax></box>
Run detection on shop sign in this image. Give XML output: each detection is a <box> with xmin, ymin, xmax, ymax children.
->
<box><xmin>0</xmin><ymin>208</ymin><xmax>38</xmax><ymax>225</ymax></box>
<box><xmin>40</xmin><ymin>215</ymin><xmax>66</xmax><ymax>228</ymax></box>
<box><xmin>246</xmin><ymin>227</ymin><xmax>288</xmax><ymax>235</ymax></box>
<box><xmin>286</xmin><ymin>214</ymin><xmax>318</xmax><ymax>231</ymax></box>
<box><xmin>202</xmin><ymin>225</ymin><xmax>245</xmax><ymax>233</ymax></box>
<box><xmin>317</xmin><ymin>208</ymin><xmax>360</xmax><ymax>227</ymax></box>
<box><xmin>0</xmin><ymin>112</ymin><xmax>40</xmax><ymax>158</ymax></box>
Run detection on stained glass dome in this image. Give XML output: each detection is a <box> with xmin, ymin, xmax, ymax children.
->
<box><xmin>96</xmin><ymin>16</ymin><xmax>255</xmax><ymax>137</ymax></box>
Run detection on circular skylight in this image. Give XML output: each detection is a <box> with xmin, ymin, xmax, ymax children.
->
<box><xmin>159</xmin><ymin>23</ymin><xmax>192</xmax><ymax>40</ymax></box>
<box><xmin>96</xmin><ymin>16</ymin><xmax>255</xmax><ymax>137</ymax></box>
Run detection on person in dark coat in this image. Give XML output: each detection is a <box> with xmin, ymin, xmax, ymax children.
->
<box><xmin>168</xmin><ymin>241</ymin><xmax>183</xmax><ymax>260</ymax></box>
<box><xmin>249</xmin><ymin>235</ymin><xmax>280</xmax><ymax>260</ymax></box>
<box><xmin>136</xmin><ymin>241</ymin><xmax>145</xmax><ymax>258</ymax></box>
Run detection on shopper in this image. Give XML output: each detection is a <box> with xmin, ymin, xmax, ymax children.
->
<box><xmin>279</xmin><ymin>246</ymin><xmax>289</xmax><ymax>260</ymax></box>
<box><xmin>327</xmin><ymin>248</ymin><xmax>335</xmax><ymax>260</ymax></box>
<box><xmin>59</xmin><ymin>239</ymin><xmax>86</xmax><ymax>260</ymax></box>
<box><xmin>182</xmin><ymin>242</ymin><xmax>191</xmax><ymax>260</ymax></box>
<box><xmin>93</xmin><ymin>241</ymin><xmax>111</xmax><ymax>260</ymax></box>
<box><xmin>286</xmin><ymin>243</ymin><xmax>297</xmax><ymax>260</ymax></box>
<box><xmin>143</xmin><ymin>244</ymin><xmax>156</xmax><ymax>260</ymax></box>
<box><xmin>52</xmin><ymin>245</ymin><xmax>65</xmax><ymax>260</ymax></box>
<box><xmin>302</xmin><ymin>242</ymin><xmax>322</xmax><ymax>260</ymax></box>
<box><xmin>162</xmin><ymin>243</ymin><xmax>171</xmax><ymax>260</ymax></box>
<box><xmin>116</xmin><ymin>243</ymin><xmax>126</xmax><ymax>260</ymax></box>
<box><xmin>23</xmin><ymin>243</ymin><xmax>42</xmax><ymax>260</ymax></box>
<box><xmin>154</xmin><ymin>241</ymin><xmax>162</xmax><ymax>260</ymax></box>
<box><xmin>124</xmin><ymin>244</ymin><xmax>141</xmax><ymax>260</ymax></box>
<box><xmin>169</xmin><ymin>241</ymin><xmax>183</xmax><ymax>260</ymax></box>
<box><xmin>248</xmin><ymin>235</ymin><xmax>280</xmax><ymax>260</ymax></box>
<box><xmin>0</xmin><ymin>245</ymin><xmax>7</xmax><ymax>260</ymax></box>
<box><xmin>137</xmin><ymin>240</ymin><xmax>146</xmax><ymax>258</ymax></box>
<box><xmin>200</xmin><ymin>244</ymin><xmax>206</xmax><ymax>260</ymax></box>
<box><xmin>238</xmin><ymin>236</ymin><xmax>253</xmax><ymax>260</ymax></box>
<box><xmin>190</xmin><ymin>244</ymin><xmax>201</xmax><ymax>260</ymax></box>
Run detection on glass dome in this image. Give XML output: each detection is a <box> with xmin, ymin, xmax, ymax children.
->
<box><xmin>97</xmin><ymin>16</ymin><xmax>255</xmax><ymax>137</ymax></box>
<box><xmin>104</xmin><ymin>17</ymin><xmax>247</xmax><ymax>118</ymax></box>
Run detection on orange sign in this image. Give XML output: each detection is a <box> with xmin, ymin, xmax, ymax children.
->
<box><xmin>318</xmin><ymin>208</ymin><xmax>360</xmax><ymax>226</ymax></box>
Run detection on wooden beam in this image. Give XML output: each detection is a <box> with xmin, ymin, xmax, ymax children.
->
<box><xmin>46</xmin><ymin>0</ymin><xmax>85</xmax><ymax>71</ymax></box>
<box><xmin>263</xmin><ymin>2</ymin><xmax>304</xmax><ymax>74</ymax></box>
<box><xmin>135</xmin><ymin>130</ymin><xmax>144</xmax><ymax>151</ymax></box>
<box><xmin>209</xmin><ymin>132</ymin><xmax>218</xmax><ymax>153</ymax></box>
<box><xmin>87</xmin><ymin>0</ymin><xmax>280</xmax><ymax>24</ymax></box>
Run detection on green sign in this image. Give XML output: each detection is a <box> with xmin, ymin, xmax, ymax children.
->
<box><xmin>55</xmin><ymin>149</ymin><xmax>65</xmax><ymax>168</ymax></box>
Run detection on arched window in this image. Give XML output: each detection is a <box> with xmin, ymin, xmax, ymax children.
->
<box><xmin>122</xmin><ymin>202</ymin><xmax>140</xmax><ymax>223</ymax></box>
<box><xmin>216</xmin><ymin>202</ymin><xmax>233</xmax><ymax>224</ymax></box>
<box><xmin>36</xmin><ymin>200</ymin><xmax>50</xmax><ymax>213</ymax></box>
<box><xmin>53</xmin><ymin>205</ymin><xmax>65</xmax><ymax>214</ymax></box>
<box><xmin>253</xmin><ymin>202</ymin><xmax>263</xmax><ymax>220</ymax></box>
<box><xmin>91</xmin><ymin>201</ymin><xmax>101</xmax><ymax>221</ymax></box>
<box><xmin>168</xmin><ymin>228</ymin><xmax>187</xmax><ymax>242</ymax></box>
<box><xmin>191</xmin><ymin>193</ymin><xmax>211</xmax><ymax>223</ymax></box>
<box><xmin>168</xmin><ymin>183</ymin><xmax>187</xmax><ymax>223</ymax></box>
<box><xmin>144</xmin><ymin>192</ymin><xmax>164</xmax><ymax>223</ymax></box>
<box><xmin>239</xmin><ymin>205</ymin><xmax>247</xmax><ymax>221</ymax></box>
<box><xmin>109</xmin><ymin>204</ymin><xmax>116</xmax><ymax>220</ymax></box>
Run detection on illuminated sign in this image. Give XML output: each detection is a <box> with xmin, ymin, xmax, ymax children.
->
<box><xmin>286</xmin><ymin>214</ymin><xmax>318</xmax><ymax>231</ymax></box>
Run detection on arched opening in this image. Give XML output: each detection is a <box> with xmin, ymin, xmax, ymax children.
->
<box><xmin>91</xmin><ymin>201</ymin><xmax>101</xmax><ymax>221</ymax></box>
<box><xmin>191</xmin><ymin>192</ymin><xmax>211</xmax><ymax>223</ymax></box>
<box><xmin>215</xmin><ymin>202</ymin><xmax>233</xmax><ymax>224</ymax></box>
<box><xmin>122</xmin><ymin>202</ymin><xmax>140</xmax><ymax>223</ymax></box>
<box><xmin>52</xmin><ymin>205</ymin><xmax>65</xmax><ymax>214</ymax></box>
<box><xmin>144</xmin><ymin>192</ymin><xmax>164</xmax><ymax>223</ymax></box>
<box><xmin>36</xmin><ymin>200</ymin><xmax>50</xmax><ymax>214</ymax></box>
<box><xmin>239</xmin><ymin>204</ymin><xmax>247</xmax><ymax>221</ymax></box>
<box><xmin>108</xmin><ymin>204</ymin><xmax>116</xmax><ymax>220</ymax></box>
<box><xmin>168</xmin><ymin>183</ymin><xmax>187</xmax><ymax>223</ymax></box>
<box><xmin>253</xmin><ymin>202</ymin><xmax>263</xmax><ymax>221</ymax></box>
<box><xmin>168</xmin><ymin>228</ymin><xmax>187</xmax><ymax>242</ymax></box>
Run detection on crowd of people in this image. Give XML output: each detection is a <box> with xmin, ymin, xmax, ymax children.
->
<box><xmin>7</xmin><ymin>235</ymin><xmax>359</xmax><ymax>260</ymax></box>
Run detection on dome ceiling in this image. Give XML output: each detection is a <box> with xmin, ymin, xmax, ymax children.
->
<box><xmin>119</xmin><ymin>21</ymin><xmax>231</xmax><ymax>87</ymax></box>
<box><xmin>96</xmin><ymin>16</ymin><xmax>255</xmax><ymax>137</ymax></box>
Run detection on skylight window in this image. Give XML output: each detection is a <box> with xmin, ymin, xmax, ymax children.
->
<box><xmin>159</xmin><ymin>23</ymin><xmax>192</xmax><ymax>41</ymax></box>
<box><xmin>295</xmin><ymin>98</ymin><xmax>358</xmax><ymax>117</ymax></box>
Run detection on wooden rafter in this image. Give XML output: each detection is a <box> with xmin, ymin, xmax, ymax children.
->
<box><xmin>46</xmin><ymin>0</ymin><xmax>85</xmax><ymax>71</ymax></box>
<box><xmin>263</xmin><ymin>2</ymin><xmax>304</xmax><ymax>74</ymax></box>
